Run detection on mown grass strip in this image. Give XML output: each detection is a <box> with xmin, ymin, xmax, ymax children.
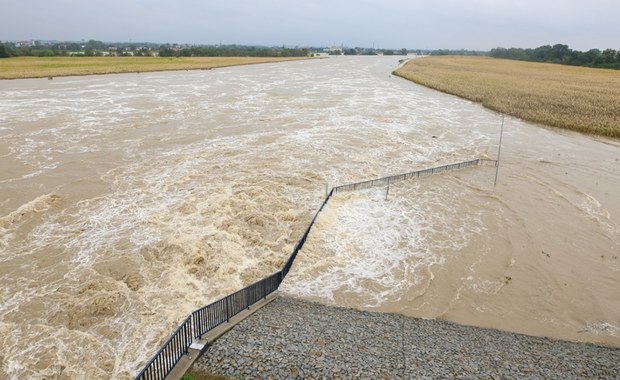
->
<box><xmin>394</xmin><ymin>56</ymin><xmax>620</xmax><ymax>138</ymax></box>
<box><xmin>0</xmin><ymin>56</ymin><xmax>312</xmax><ymax>79</ymax></box>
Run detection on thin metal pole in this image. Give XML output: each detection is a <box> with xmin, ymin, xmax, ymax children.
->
<box><xmin>494</xmin><ymin>115</ymin><xmax>505</xmax><ymax>188</ymax></box>
<box><xmin>226</xmin><ymin>297</ymin><xmax>230</xmax><ymax>323</ymax></box>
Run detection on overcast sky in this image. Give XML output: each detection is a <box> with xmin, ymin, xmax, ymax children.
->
<box><xmin>2</xmin><ymin>0</ymin><xmax>618</xmax><ymax>50</ymax></box>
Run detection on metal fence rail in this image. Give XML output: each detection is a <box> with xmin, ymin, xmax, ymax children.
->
<box><xmin>191</xmin><ymin>271</ymin><xmax>282</xmax><ymax>339</ymax></box>
<box><xmin>191</xmin><ymin>297</ymin><xmax>229</xmax><ymax>339</ymax></box>
<box><xmin>135</xmin><ymin>157</ymin><xmax>495</xmax><ymax>380</ymax></box>
<box><xmin>135</xmin><ymin>272</ymin><xmax>283</xmax><ymax>380</ymax></box>
<box><xmin>332</xmin><ymin>159</ymin><xmax>495</xmax><ymax>193</ymax></box>
<box><xmin>282</xmin><ymin>188</ymin><xmax>333</xmax><ymax>278</ymax></box>
<box><xmin>134</xmin><ymin>316</ymin><xmax>192</xmax><ymax>380</ymax></box>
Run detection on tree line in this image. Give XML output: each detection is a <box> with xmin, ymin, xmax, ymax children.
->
<box><xmin>328</xmin><ymin>48</ymin><xmax>408</xmax><ymax>56</ymax></box>
<box><xmin>430</xmin><ymin>49</ymin><xmax>487</xmax><ymax>56</ymax></box>
<box><xmin>0</xmin><ymin>40</ymin><xmax>159</xmax><ymax>57</ymax></box>
<box><xmin>158</xmin><ymin>45</ymin><xmax>308</xmax><ymax>57</ymax></box>
<box><xmin>489</xmin><ymin>44</ymin><xmax>620</xmax><ymax>69</ymax></box>
<box><xmin>0</xmin><ymin>40</ymin><xmax>308</xmax><ymax>58</ymax></box>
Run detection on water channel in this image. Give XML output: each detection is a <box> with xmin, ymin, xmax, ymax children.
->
<box><xmin>1</xmin><ymin>56</ymin><xmax>618</xmax><ymax>378</ymax></box>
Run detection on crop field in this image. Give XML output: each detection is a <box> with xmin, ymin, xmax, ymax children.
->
<box><xmin>0</xmin><ymin>56</ymin><xmax>311</xmax><ymax>79</ymax></box>
<box><xmin>394</xmin><ymin>56</ymin><xmax>620</xmax><ymax>138</ymax></box>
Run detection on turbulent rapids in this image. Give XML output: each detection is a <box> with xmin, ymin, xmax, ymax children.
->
<box><xmin>0</xmin><ymin>56</ymin><xmax>618</xmax><ymax>379</ymax></box>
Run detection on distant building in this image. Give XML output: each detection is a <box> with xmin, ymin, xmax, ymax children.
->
<box><xmin>325</xmin><ymin>46</ymin><xmax>343</xmax><ymax>55</ymax></box>
<box><xmin>14</xmin><ymin>40</ymin><xmax>36</xmax><ymax>48</ymax></box>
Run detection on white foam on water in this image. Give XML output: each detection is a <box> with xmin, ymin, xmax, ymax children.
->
<box><xmin>584</xmin><ymin>322</ymin><xmax>620</xmax><ymax>338</ymax></box>
<box><xmin>281</xmin><ymin>177</ymin><xmax>485</xmax><ymax>308</ymax></box>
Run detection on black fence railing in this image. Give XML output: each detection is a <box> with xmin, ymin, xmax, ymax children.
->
<box><xmin>191</xmin><ymin>271</ymin><xmax>282</xmax><ymax>339</ymax></box>
<box><xmin>282</xmin><ymin>188</ymin><xmax>333</xmax><ymax>278</ymax></box>
<box><xmin>135</xmin><ymin>272</ymin><xmax>283</xmax><ymax>380</ymax></box>
<box><xmin>134</xmin><ymin>315</ymin><xmax>192</xmax><ymax>380</ymax></box>
<box><xmin>332</xmin><ymin>159</ymin><xmax>496</xmax><ymax>193</ymax></box>
<box><xmin>134</xmin><ymin>158</ymin><xmax>493</xmax><ymax>380</ymax></box>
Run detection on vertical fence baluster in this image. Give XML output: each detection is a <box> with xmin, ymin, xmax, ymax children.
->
<box><xmin>226</xmin><ymin>296</ymin><xmax>230</xmax><ymax>322</ymax></box>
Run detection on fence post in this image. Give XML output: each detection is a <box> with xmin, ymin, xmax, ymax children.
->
<box><xmin>226</xmin><ymin>297</ymin><xmax>230</xmax><ymax>323</ymax></box>
<box><xmin>494</xmin><ymin>115</ymin><xmax>505</xmax><ymax>188</ymax></box>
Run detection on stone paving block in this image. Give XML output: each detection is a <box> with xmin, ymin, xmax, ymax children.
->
<box><xmin>193</xmin><ymin>297</ymin><xmax>620</xmax><ymax>379</ymax></box>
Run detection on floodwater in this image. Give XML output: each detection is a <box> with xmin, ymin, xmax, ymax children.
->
<box><xmin>0</xmin><ymin>56</ymin><xmax>618</xmax><ymax>379</ymax></box>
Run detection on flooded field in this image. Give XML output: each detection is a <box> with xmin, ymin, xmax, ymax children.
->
<box><xmin>0</xmin><ymin>56</ymin><xmax>618</xmax><ymax>379</ymax></box>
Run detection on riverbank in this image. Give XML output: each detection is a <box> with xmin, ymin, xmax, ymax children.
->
<box><xmin>0</xmin><ymin>56</ymin><xmax>313</xmax><ymax>79</ymax></box>
<box><xmin>192</xmin><ymin>296</ymin><xmax>619</xmax><ymax>379</ymax></box>
<box><xmin>394</xmin><ymin>56</ymin><xmax>620</xmax><ymax>138</ymax></box>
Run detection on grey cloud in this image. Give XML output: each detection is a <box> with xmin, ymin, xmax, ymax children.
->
<box><xmin>1</xmin><ymin>0</ymin><xmax>618</xmax><ymax>50</ymax></box>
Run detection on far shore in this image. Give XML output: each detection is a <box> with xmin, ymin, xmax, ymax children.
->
<box><xmin>0</xmin><ymin>56</ymin><xmax>314</xmax><ymax>80</ymax></box>
<box><xmin>394</xmin><ymin>56</ymin><xmax>620</xmax><ymax>138</ymax></box>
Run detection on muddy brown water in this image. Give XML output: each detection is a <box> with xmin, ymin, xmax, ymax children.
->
<box><xmin>1</xmin><ymin>56</ymin><xmax>618</xmax><ymax>379</ymax></box>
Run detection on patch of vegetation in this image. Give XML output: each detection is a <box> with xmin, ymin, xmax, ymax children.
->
<box><xmin>0</xmin><ymin>56</ymin><xmax>311</xmax><ymax>79</ymax></box>
<box><xmin>0</xmin><ymin>40</ymin><xmax>309</xmax><ymax>58</ymax></box>
<box><xmin>182</xmin><ymin>369</ymin><xmax>229</xmax><ymax>380</ymax></box>
<box><xmin>430</xmin><ymin>49</ymin><xmax>488</xmax><ymax>56</ymax></box>
<box><xmin>490</xmin><ymin>44</ymin><xmax>620</xmax><ymax>70</ymax></box>
<box><xmin>394</xmin><ymin>56</ymin><xmax>620</xmax><ymax>138</ymax></box>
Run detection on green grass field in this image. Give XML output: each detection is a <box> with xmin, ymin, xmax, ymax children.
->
<box><xmin>0</xmin><ymin>56</ymin><xmax>311</xmax><ymax>79</ymax></box>
<box><xmin>394</xmin><ymin>56</ymin><xmax>620</xmax><ymax>138</ymax></box>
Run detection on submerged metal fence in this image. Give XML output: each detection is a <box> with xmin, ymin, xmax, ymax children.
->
<box><xmin>134</xmin><ymin>158</ymin><xmax>494</xmax><ymax>380</ymax></box>
<box><xmin>283</xmin><ymin>188</ymin><xmax>333</xmax><ymax>278</ymax></box>
<box><xmin>332</xmin><ymin>159</ymin><xmax>496</xmax><ymax>193</ymax></box>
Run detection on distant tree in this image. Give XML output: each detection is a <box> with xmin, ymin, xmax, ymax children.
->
<box><xmin>383</xmin><ymin>50</ymin><xmax>395</xmax><ymax>55</ymax></box>
<box><xmin>432</xmin><ymin>49</ymin><xmax>487</xmax><ymax>56</ymax></box>
<box><xmin>489</xmin><ymin>47</ymin><xmax>506</xmax><ymax>58</ymax></box>
<box><xmin>85</xmin><ymin>39</ymin><xmax>105</xmax><ymax>51</ymax></box>
<box><xmin>35</xmin><ymin>49</ymin><xmax>56</xmax><ymax>57</ymax></box>
<box><xmin>0</xmin><ymin>44</ymin><xmax>10</xmax><ymax>58</ymax></box>
<box><xmin>601</xmin><ymin>48</ymin><xmax>617</xmax><ymax>65</ymax></box>
<box><xmin>584</xmin><ymin>49</ymin><xmax>601</xmax><ymax>65</ymax></box>
<box><xmin>550</xmin><ymin>44</ymin><xmax>570</xmax><ymax>63</ymax></box>
<box><xmin>158</xmin><ymin>46</ymin><xmax>175</xmax><ymax>57</ymax></box>
<box><xmin>510</xmin><ymin>47</ymin><xmax>530</xmax><ymax>60</ymax></box>
<box><xmin>281</xmin><ymin>48</ymin><xmax>308</xmax><ymax>57</ymax></box>
<box><xmin>400</xmin><ymin>48</ymin><xmax>408</xmax><ymax>55</ymax></box>
<box><xmin>567</xmin><ymin>50</ymin><xmax>588</xmax><ymax>66</ymax></box>
<box><xmin>328</xmin><ymin>49</ymin><xmax>341</xmax><ymax>55</ymax></box>
<box><xmin>344</xmin><ymin>48</ymin><xmax>357</xmax><ymax>55</ymax></box>
<box><xmin>490</xmin><ymin>44</ymin><xmax>617</xmax><ymax>70</ymax></box>
<box><xmin>531</xmin><ymin>45</ymin><xmax>552</xmax><ymax>61</ymax></box>
<box><xmin>360</xmin><ymin>49</ymin><xmax>377</xmax><ymax>55</ymax></box>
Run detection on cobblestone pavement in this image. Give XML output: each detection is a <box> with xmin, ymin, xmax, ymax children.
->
<box><xmin>192</xmin><ymin>296</ymin><xmax>619</xmax><ymax>379</ymax></box>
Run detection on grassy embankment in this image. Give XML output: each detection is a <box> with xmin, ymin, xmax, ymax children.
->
<box><xmin>394</xmin><ymin>56</ymin><xmax>620</xmax><ymax>138</ymax></box>
<box><xmin>182</xmin><ymin>369</ymin><xmax>227</xmax><ymax>380</ymax></box>
<box><xmin>0</xmin><ymin>56</ymin><xmax>311</xmax><ymax>79</ymax></box>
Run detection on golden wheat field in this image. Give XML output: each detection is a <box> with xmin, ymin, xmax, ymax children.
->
<box><xmin>0</xmin><ymin>56</ymin><xmax>310</xmax><ymax>79</ymax></box>
<box><xmin>394</xmin><ymin>56</ymin><xmax>620</xmax><ymax>138</ymax></box>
